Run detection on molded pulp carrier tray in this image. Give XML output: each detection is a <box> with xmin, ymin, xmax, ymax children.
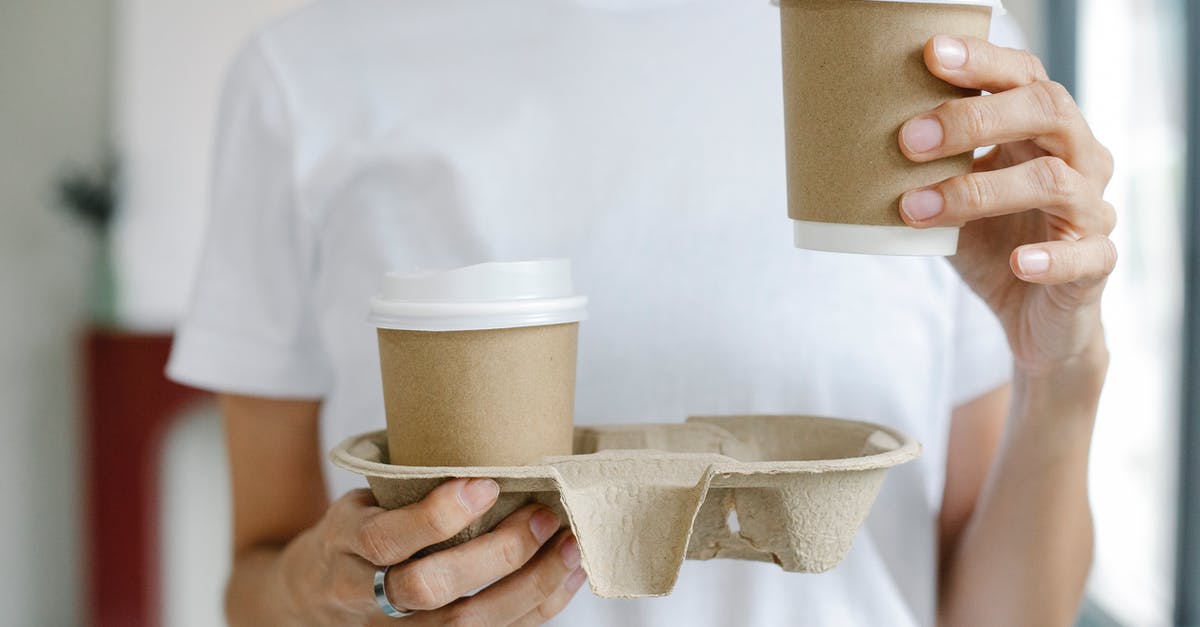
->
<box><xmin>331</xmin><ymin>415</ymin><xmax>920</xmax><ymax>598</ymax></box>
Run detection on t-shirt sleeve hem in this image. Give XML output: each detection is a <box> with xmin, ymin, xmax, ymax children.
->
<box><xmin>952</xmin><ymin>372</ymin><xmax>1014</xmax><ymax>409</ymax></box>
<box><xmin>166</xmin><ymin>323</ymin><xmax>332</xmax><ymax>399</ymax></box>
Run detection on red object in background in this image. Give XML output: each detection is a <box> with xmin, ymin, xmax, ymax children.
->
<box><xmin>83</xmin><ymin>328</ymin><xmax>211</xmax><ymax>627</ymax></box>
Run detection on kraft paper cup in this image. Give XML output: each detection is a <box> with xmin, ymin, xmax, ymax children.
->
<box><xmin>369</xmin><ymin>259</ymin><xmax>588</xmax><ymax>467</ymax></box>
<box><xmin>778</xmin><ymin>0</ymin><xmax>995</xmax><ymax>256</ymax></box>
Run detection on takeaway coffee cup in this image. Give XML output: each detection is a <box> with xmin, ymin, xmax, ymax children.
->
<box><xmin>778</xmin><ymin>0</ymin><xmax>994</xmax><ymax>255</ymax></box>
<box><xmin>369</xmin><ymin>259</ymin><xmax>587</xmax><ymax>467</ymax></box>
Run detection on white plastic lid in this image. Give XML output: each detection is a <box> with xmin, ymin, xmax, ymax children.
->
<box><xmin>369</xmin><ymin>259</ymin><xmax>588</xmax><ymax>331</ymax></box>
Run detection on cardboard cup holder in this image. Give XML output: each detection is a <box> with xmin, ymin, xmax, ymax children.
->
<box><xmin>331</xmin><ymin>415</ymin><xmax>920</xmax><ymax>598</ymax></box>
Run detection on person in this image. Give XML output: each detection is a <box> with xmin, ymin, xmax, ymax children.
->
<box><xmin>166</xmin><ymin>1</ymin><xmax>1116</xmax><ymax>625</ymax></box>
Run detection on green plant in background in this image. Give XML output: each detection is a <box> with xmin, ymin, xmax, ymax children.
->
<box><xmin>56</xmin><ymin>155</ymin><xmax>118</xmax><ymax>325</ymax></box>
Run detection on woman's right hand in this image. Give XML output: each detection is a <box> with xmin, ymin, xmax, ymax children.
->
<box><xmin>276</xmin><ymin>478</ymin><xmax>586</xmax><ymax>626</ymax></box>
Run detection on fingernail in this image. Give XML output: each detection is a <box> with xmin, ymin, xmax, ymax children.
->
<box><xmin>529</xmin><ymin>508</ymin><xmax>560</xmax><ymax>544</ymax></box>
<box><xmin>459</xmin><ymin>479</ymin><xmax>499</xmax><ymax>514</ymax></box>
<box><xmin>901</xmin><ymin>189</ymin><xmax>944</xmax><ymax>222</ymax></box>
<box><xmin>560</xmin><ymin>535</ymin><xmax>581</xmax><ymax>569</ymax></box>
<box><xmin>933</xmin><ymin>35</ymin><xmax>967</xmax><ymax>69</ymax></box>
<box><xmin>902</xmin><ymin>117</ymin><xmax>944</xmax><ymax>153</ymax></box>
<box><xmin>564</xmin><ymin>567</ymin><xmax>587</xmax><ymax>592</ymax></box>
<box><xmin>1018</xmin><ymin>248</ymin><xmax>1051</xmax><ymax>275</ymax></box>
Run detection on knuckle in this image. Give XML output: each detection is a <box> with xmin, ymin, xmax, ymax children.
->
<box><xmin>531</xmin><ymin>565</ymin><xmax>563</xmax><ymax>601</ymax></box>
<box><xmin>1032</xmin><ymin>80</ymin><xmax>1076</xmax><ymax>125</ymax></box>
<box><xmin>952</xmin><ymin>173</ymin><xmax>991</xmax><ymax>214</ymax></box>
<box><xmin>354</xmin><ymin>520</ymin><xmax>395</xmax><ymax>565</ymax></box>
<box><xmin>390</xmin><ymin>564</ymin><xmax>446</xmax><ymax>611</ymax></box>
<box><xmin>416</xmin><ymin>499</ymin><xmax>462</xmax><ymax>539</ymax></box>
<box><xmin>326</xmin><ymin>499</ymin><xmax>347</xmax><ymax>522</ymax></box>
<box><xmin>494</xmin><ymin>530</ymin><xmax>532</xmax><ymax>571</ymax></box>
<box><xmin>953</xmin><ymin>99</ymin><xmax>992</xmax><ymax>140</ymax></box>
<box><xmin>535</xmin><ymin>592</ymin><xmax>571</xmax><ymax>622</ymax></box>
<box><xmin>1020</xmin><ymin>49</ymin><xmax>1049</xmax><ymax>81</ymax></box>
<box><xmin>1100</xmin><ymin>238</ymin><xmax>1119</xmax><ymax>274</ymax></box>
<box><xmin>329</xmin><ymin>492</ymin><xmax>360</xmax><ymax>519</ymax></box>
<box><xmin>1033</xmin><ymin>156</ymin><xmax>1077</xmax><ymax>202</ymax></box>
<box><xmin>346</xmin><ymin>487</ymin><xmax>374</xmax><ymax>502</ymax></box>
<box><xmin>1099</xmin><ymin>200</ymin><xmax>1118</xmax><ymax>233</ymax></box>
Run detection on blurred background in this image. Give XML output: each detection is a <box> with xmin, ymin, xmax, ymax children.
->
<box><xmin>0</xmin><ymin>0</ymin><xmax>1196</xmax><ymax>625</ymax></box>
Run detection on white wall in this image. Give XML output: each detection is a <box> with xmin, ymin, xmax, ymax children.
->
<box><xmin>160</xmin><ymin>405</ymin><xmax>231</xmax><ymax>627</ymax></box>
<box><xmin>0</xmin><ymin>2</ymin><xmax>113</xmax><ymax>626</ymax></box>
<box><xmin>108</xmin><ymin>2</ymin><xmax>308</xmax><ymax>624</ymax></box>
<box><xmin>0</xmin><ymin>2</ymin><xmax>305</xmax><ymax>625</ymax></box>
<box><xmin>111</xmin><ymin>0</ymin><xmax>308</xmax><ymax>329</ymax></box>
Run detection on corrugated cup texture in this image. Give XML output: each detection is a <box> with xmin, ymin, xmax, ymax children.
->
<box><xmin>780</xmin><ymin>0</ymin><xmax>991</xmax><ymax>226</ymax></box>
<box><xmin>331</xmin><ymin>415</ymin><xmax>920</xmax><ymax>598</ymax></box>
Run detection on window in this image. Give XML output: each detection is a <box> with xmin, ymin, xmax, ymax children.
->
<box><xmin>1074</xmin><ymin>1</ymin><xmax>1189</xmax><ymax>624</ymax></box>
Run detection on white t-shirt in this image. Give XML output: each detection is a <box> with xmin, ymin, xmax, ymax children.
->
<box><xmin>167</xmin><ymin>1</ymin><xmax>1018</xmax><ymax>624</ymax></box>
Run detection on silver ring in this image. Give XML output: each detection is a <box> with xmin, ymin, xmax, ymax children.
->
<box><xmin>374</xmin><ymin>564</ymin><xmax>416</xmax><ymax>618</ymax></box>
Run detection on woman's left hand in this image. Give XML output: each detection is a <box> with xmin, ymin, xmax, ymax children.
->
<box><xmin>897</xmin><ymin>35</ymin><xmax>1116</xmax><ymax>378</ymax></box>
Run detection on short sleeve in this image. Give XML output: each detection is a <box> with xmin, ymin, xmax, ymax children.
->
<box><xmin>950</xmin><ymin>280</ymin><xmax>1013</xmax><ymax>407</ymax></box>
<box><xmin>166</xmin><ymin>38</ymin><xmax>332</xmax><ymax>398</ymax></box>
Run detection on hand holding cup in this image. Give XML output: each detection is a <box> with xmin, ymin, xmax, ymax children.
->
<box><xmin>276</xmin><ymin>479</ymin><xmax>586</xmax><ymax>625</ymax></box>
<box><xmin>898</xmin><ymin>35</ymin><xmax>1116</xmax><ymax>376</ymax></box>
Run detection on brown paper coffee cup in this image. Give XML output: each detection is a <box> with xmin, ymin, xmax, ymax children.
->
<box><xmin>378</xmin><ymin>323</ymin><xmax>579</xmax><ymax>467</ymax></box>
<box><xmin>779</xmin><ymin>0</ymin><xmax>993</xmax><ymax>255</ymax></box>
<box><xmin>370</xmin><ymin>260</ymin><xmax>587</xmax><ymax>467</ymax></box>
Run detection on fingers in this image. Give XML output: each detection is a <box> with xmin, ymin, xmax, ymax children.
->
<box><xmin>922</xmin><ymin>35</ymin><xmax>1048</xmax><ymax>93</ymax></box>
<box><xmin>899</xmin><ymin>81</ymin><xmax>1091</xmax><ymax>165</ymax></box>
<box><xmin>384</xmin><ymin>505</ymin><xmax>562</xmax><ymax>611</ymax></box>
<box><xmin>1010</xmin><ymin>234</ymin><xmax>1118</xmax><ymax>286</ymax></box>
<box><xmin>906</xmin><ymin>36</ymin><xmax>1114</xmax><ymax>184</ymax></box>
<box><xmin>438</xmin><ymin>532</ymin><xmax>583</xmax><ymax>626</ymax></box>
<box><xmin>900</xmin><ymin>156</ymin><xmax>1116</xmax><ymax>235</ymax></box>
<box><xmin>338</xmin><ymin>478</ymin><xmax>500</xmax><ymax>567</ymax></box>
<box><xmin>510</xmin><ymin>567</ymin><xmax>588</xmax><ymax>627</ymax></box>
